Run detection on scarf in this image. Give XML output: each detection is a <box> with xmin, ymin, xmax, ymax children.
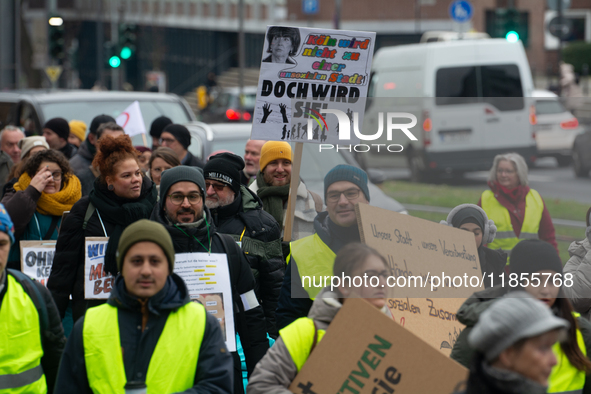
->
<box><xmin>14</xmin><ymin>173</ymin><xmax>81</xmax><ymax>216</ymax></box>
<box><xmin>89</xmin><ymin>176</ymin><xmax>157</xmax><ymax>276</ymax></box>
<box><xmin>255</xmin><ymin>171</ymin><xmax>290</xmax><ymax>227</ymax></box>
<box><xmin>84</xmin><ymin>138</ymin><xmax>96</xmax><ymax>158</ymax></box>
<box><xmin>490</xmin><ymin>181</ymin><xmax>529</xmax><ymax>204</ymax></box>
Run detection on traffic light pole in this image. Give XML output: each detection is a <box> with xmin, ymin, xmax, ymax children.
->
<box><xmin>110</xmin><ymin>1</ymin><xmax>120</xmax><ymax>91</ymax></box>
<box><xmin>557</xmin><ymin>0</ymin><xmax>563</xmax><ymax>96</ymax></box>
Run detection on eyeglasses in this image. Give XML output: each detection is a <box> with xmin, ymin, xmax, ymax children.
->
<box><xmin>496</xmin><ymin>169</ymin><xmax>516</xmax><ymax>175</ymax></box>
<box><xmin>326</xmin><ymin>188</ymin><xmax>361</xmax><ymax>203</ymax></box>
<box><xmin>159</xmin><ymin>137</ymin><xmax>177</xmax><ymax>145</ymax></box>
<box><xmin>205</xmin><ymin>182</ymin><xmax>228</xmax><ymax>192</ymax></box>
<box><xmin>50</xmin><ymin>171</ymin><xmax>62</xmax><ymax>180</ymax></box>
<box><xmin>167</xmin><ymin>192</ymin><xmax>202</xmax><ymax>205</ymax></box>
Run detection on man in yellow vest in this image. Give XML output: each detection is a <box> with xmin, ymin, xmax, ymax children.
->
<box><xmin>276</xmin><ymin>165</ymin><xmax>371</xmax><ymax>330</ymax></box>
<box><xmin>0</xmin><ymin>203</ymin><xmax>65</xmax><ymax>394</ymax></box>
<box><xmin>54</xmin><ymin>219</ymin><xmax>233</xmax><ymax>393</ymax></box>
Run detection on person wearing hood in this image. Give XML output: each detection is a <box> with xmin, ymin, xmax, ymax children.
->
<box><xmin>276</xmin><ymin>164</ymin><xmax>370</xmax><ymax>330</ymax></box>
<box><xmin>440</xmin><ymin>203</ymin><xmax>506</xmax><ymax>287</ymax></box>
<box><xmin>150</xmin><ymin>165</ymin><xmax>269</xmax><ymax>394</ymax></box>
<box><xmin>47</xmin><ymin>135</ymin><xmax>157</xmax><ymax>323</ymax></box>
<box><xmin>563</xmin><ymin>207</ymin><xmax>591</xmax><ymax>320</ymax></box>
<box><xmin>204</xmin><ymin>152</ymin><xmax>284</xmax><ymax>338</ymax></box>
<box><xmin>451</xmin><ymin>239</ymin><xmax>591</xmax><ymax>394</ymax></box>
<box><xmin>478</xmin><ymin>153</ymin><xmax>557</xmax><ymax>256</ymax></box>
<box><xmin>247</xmin><ymin>243</ymin><xmax>391</xmax><ymax>394</ymax></box>
<box><xmin>54</xmin><ymin>219</ymin><xmax>233</xmax><ymax>393</ymax></box>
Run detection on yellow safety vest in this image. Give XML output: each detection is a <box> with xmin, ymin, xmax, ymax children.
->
<box><xmin>83</xmin><ymin>301</ymin><xmax>206</xmax><ymax>394</ymax></box>
<box><xmin>0</xmin><ymin>274</ymin><xmax>46</xmax><ymax>394</ymax></box>
<box><xmin>481</xmin><ymin>189</ymin><xmax>544</xmax><ymax>254</ymax></box>
<box><xmin>548</xmin><ymin>313</ymin><xmax>587</xmax><ymax>394</ymax></box>
<box><xmin>289</xmin><ymin>234</ymin><xmax>336</xmax><ymax>300</ymax></box>
<box><xmin>280</xmin><ymin>317</ymin><xmax>326</xmax><ymax>372</ymax></box>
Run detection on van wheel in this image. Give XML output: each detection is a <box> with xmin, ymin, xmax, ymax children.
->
<box><xmin>409</xmin><ymin>153</ymin><xmax>430</xmax><ymax>183</ymax></box>
<box><xmin>573</xmin><ymin>149</ymin><xmax>590</xmax><ymax>178</ymax></box>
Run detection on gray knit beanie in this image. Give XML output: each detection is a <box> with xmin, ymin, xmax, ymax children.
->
<box><xmin>324</xmin><ymin>164</ymin><xmax>370</xmax><ymax>202</ymax></box>
<box><xmin>159</xmin><ymin>165</ymin><xmax>205</xmax><ymax>204</ymax></box>
<box><xmin>468</xmin><ymin>292</ymin><xmax>569</xmax><ymax>362</ymax></box>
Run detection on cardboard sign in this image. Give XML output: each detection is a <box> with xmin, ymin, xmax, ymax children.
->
<box><xmin>20</xmin><ymin>240</ymin><xmax>56</xmax><ymax>286</ymax></box>
<box><xmin>251</xmin><ymin>25</ymin><xmax>375</xmax><ymax>143</ymax></box>
<box><xmin>356</xmin><ymin>203</ymin><xmax>483</xmax><ymax>355</ymax></box>
<box><xmin>174</xmin><ymin>252</ymin><xmax>237</xmax><ymax>352</ymax></box>
<box><xmin>84</xmin><ymin>237</ymin><xmax>114</xmax><ymax>299</ymax></box>
<box><xmin>289</xmin><ymin>298</ymin><xmax>468</xmax><ymax>394</ymax></box>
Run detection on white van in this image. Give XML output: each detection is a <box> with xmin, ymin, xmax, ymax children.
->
<box><xmin>363</xmin><ymin>38</ymin><xmax>536</xmax><ymax>181</ymax></box>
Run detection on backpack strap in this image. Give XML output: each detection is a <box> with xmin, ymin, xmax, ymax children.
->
<box><xmin>82</xmin><ymin>202</ymin><xmax>95</xmax><ymax>231</ymax></box>
<box><xmin>7</xmin><ymin>269</ymin><xmax>49</xmax><ymax>337</ymax></box>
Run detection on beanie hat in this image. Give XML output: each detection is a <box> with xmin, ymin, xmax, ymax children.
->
<box><xmin>69</xmin><ymin>120</ymin><xmax>87</xmax><ymax>142</ymax></box>
<box><xmin>162</xmin><ymin>124</ymin><xmax>191</xmax><ymax>150</ymax></box>
<box><xmin>43</xmin><ymin>118</ymin><xmax>70</xmax><ymax>140</ymax></box>
<box><xmin>18</xmin><ymin>136</ymin><xmax>49</xmax><ymax>159</ymax></box>
<box><xmin>259</xmin><ymin>141</ymin><xmax>292</xmax><ymax>172</ymax></box>
<box><xmin>468</xmin><ymin>292</ymin><xmax>568</xmax><ymax>362</ymax></box>
<box><xmin>150</xmin><ymin>116</ymin><xmax>173</xmax><ymax>139</ymax></box>
<box><xmin>89</xmin><ymin>114</ymin><xmax>116</xmax><ymax>135</ymax></box>
<box><xmin>159</xmin><ymin>165</ymin><xmax>206</xmax><ymax>204</ymax></box>
<box><xmin>116</xmin><ymin>219</ymin><xmax>175</xmax><ymax>273</ymax></box>
<box><xmin>510</xmin><ymin>239</ymin><xmax>563</xmax><ymax>277</ymax></box>
<box><xmin>324</xmin><ymin>164</ymin><xmax>370</xmax><ymax>202</ymax></box>
<box><xmin>0</xmin><ymin>204</ymin><xmax>15</xmax><ymax>244</ymax></box>
<box><xmin>440</xmin><ymin>204</ymin><xmax>497</xmax><ymax>245</ymax></box>
<box><xmin>204</xmin><ymin>152</ymin><xmax>245</xmax><ymax>195</ymax></box>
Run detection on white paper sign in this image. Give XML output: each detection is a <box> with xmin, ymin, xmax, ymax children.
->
<box><xmin>20</xmin><ymin>240</ymin><xmax>56</xmax><ymax>286</ymax></box>
<box><xmin>251</xmin><ymin>25</ymin><xmax>376</xmax><ymax>143</ymax></box>
<box><xmin>116</xmin><ymin>100</ymin><xmax>147</xmax><ymax>137</ymax></box>
<box><xmin>174</xmin><ymin>252</ymin><xmax>237</xmax><ymax>352</ymax></box>
<box><xmin>84</xmin><ymin>237</ymin><xmax>114</xmax><ymax>299</ymax></box>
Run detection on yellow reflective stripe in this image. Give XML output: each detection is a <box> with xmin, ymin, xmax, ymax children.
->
<box><xmin>84</xmin><ymin>302</ymin><xmax>206</xmax><ymax>394</ymax></box>
<box><xmin>280</xmin><ymin>317</ymin><xmax>326</xmax><ymax>372</ymax></box>
<box><xmin>290</xmin><ymin>234</ymin><xmax>336</xmax><ymax>300</ymax></box>
<box><xmin>0</xmin><ymin>274</ymin><xmax>46</xmax><ymax>394</ymax></box>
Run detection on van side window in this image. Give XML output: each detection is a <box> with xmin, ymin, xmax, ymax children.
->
<box><xmin>481</xmin><ymin>64</ymin><xmax>524</xmax><ymax>111</ymax></box>
<box><xmin>435</xmin><ymin>66</ymin><xmax>478</xmax><ymax>105</ymax></box>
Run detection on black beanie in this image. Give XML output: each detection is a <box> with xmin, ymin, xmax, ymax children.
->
<box><xmin>150</xmin><ymin>116</ymin><xmax>173</xmax><ymax>138</ymax></box>
<box><xmin>204</xmin><ymin>153</ymin><xmax>245</xmax><ymax>195</ymax></box>
<box><xmin>90</xmin><ymin>114</ymin><xmax>116</xmax><ymax>135</ymax></box>
<box><xmin>163</xmin><ymin>124</ymin><xmax>191</xmax><ymax>150</ymax></box>
<box><xmin>43</xmin><ymin>117</ymin><xmax>70</xmax><ymax>140</ymax></box>
<box><xmin>510</xmin><ymin>239</ymin><xmax>563</xmax><ymax>276</ymax></box>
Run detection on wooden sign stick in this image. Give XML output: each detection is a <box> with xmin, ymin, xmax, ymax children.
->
<box><xmin>283</xmin><ymin>142</ymin><xmax>303</xmax><ymax>242</ymax></box>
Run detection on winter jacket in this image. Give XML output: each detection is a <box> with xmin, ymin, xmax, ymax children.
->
<box><xmin>1</xmin><ymin>269</ymin><xmax>66</xmax><ymax>394</ymax></box>
<box><xmin>47</xmin><ymin>178</ymin><xmax>156</xmax><ymax>322</ymax></box>
<box><xmin>209</xmin><ymin>185</ymin><xmax>284</xmax><ymax>338</ymax></box>
<box><xmin>54</xmin><ymin>273</ymin><xmax>233</xmax><ymax>394</ymax></box>
<box><xmin>451</xmin><ymin>285</ymin><xmax>591</xmax><ymax>394</ymax></box>
<box><xmin>182</xmin><ymin>151</ymin><xmax>205</xmax><ymax>169</ymax></box>
<box><xmin>0</xmin><ymin>150</ymin><xmax>12</xmax><ymax>193</ymax></box>
<box><xmin>478</xmin><ymin>246</ymin><xmax>507</xmax><ymax>288</ymax></box>
<box><xmin>151</xmin><ymin>203</ymin><xmax>269</xmax><ymax>393</ymax></box>
<box><xmin>247</xmin><ymin>288</ymin><xmax>392</xmax><ymax>394</ymax></box>
<box><xmin>563</xmin><ymin>235</ymin><xmax>591</xmax><ymax>320</ymax></box>
<box><xmin>276</xmin><ymin>211</ymin><xmax>361</xmax><ymax>330</ymax></box>
<box><xmin>59</xmin><ymin>142</ymin><xmax>78</xmax><ymax>160</ymax></box>
<box><xmin>70</xmin><ymin>142</ymin><xmax>97</xmax><ymax>196</ymax></box>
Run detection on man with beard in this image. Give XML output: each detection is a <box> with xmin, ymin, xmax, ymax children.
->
<box><xmin>240</xmin><ymin>139</ymin><xmax>265</xmax><ymax>186</ymax></box>
<box><xmin>275</xmin><ymin>164</ymin><xmax>371</xmax><ymax>329</ymax></box>
<box><xmin>204</xmin><ymin>152</ymin><xmax>284</xmax><ymax>338</ymax></box>
<box><xmin>248</xmin><ymin>141</ymin><xmax>322</xmax><ymax>241</ymax></box>
<box><xmin>151</xmin><ymin>166</ymin><xmax>268</xmax><ymax>393</ymax></box>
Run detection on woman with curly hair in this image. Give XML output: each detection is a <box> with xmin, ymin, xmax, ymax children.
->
<box><xmin>2</xmin><ymin>149</ymin><xmax>81</xmax><ymax>270</ymax></box>
<box><xmin>47</xmin><ymin>134</ymin><xmax>157</xmax><ymax>322</ymax></box>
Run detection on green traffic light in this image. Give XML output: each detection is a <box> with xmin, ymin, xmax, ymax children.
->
<box><xmin>109</xmin><ymin>56</ymin><xmax>121</xmax><ymax>68</ymax></box>
<box><xmin>120</xmin><ymin>46</ymin><xmax>132</xmax><ymax>60</ymax></box>
<box><xmin>505</xmin><ymin>31</ymin><xmax>519</xmax><ymax>43</ymax></box>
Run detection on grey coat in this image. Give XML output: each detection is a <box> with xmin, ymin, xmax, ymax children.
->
<box><xmin>0</xmin><ymin>151</ymin><xmax>13</xmax><ymax>194</ymax></box>
<box><xmin>563</xmin><ymin>233</ymin><xmax>591</xmax><ymax>320</ymax></box>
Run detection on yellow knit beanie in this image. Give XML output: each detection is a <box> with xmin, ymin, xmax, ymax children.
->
<box><xmin>69</xmin><ymin>120</ymin><xmax>87</xmax><ymax>142</ymax></box>
<box><xmin>259</xmin><ymin>141</ymin><xmax>292</xmax><ymax>171</ymax></box>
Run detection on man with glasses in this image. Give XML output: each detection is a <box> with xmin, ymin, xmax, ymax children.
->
<box><xmin>276</xmin><ymin>164</ymin><xmax>371</xmax><ymax>329</ymax></box>
<box><xmin>159</xmin><ymin>124</ymin><xmax>204</xmax><ymax>169</ymax></box>
<box><xmin>151</xmin><ymin>165</ymin><xmax>268</xmax><ymax>394</ymax></box>
<box><xmin>203</xmin><ymin>153</ymin><xmax>284</xmax><ymax>338</ymax></box>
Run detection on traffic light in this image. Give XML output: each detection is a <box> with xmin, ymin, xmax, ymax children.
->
<box><xmin>105</xmin><ymin>42</ymin><xmax>121</xmax><ymax>69</ymax></box>
<box><xmin>48</xmin><ymin>16</ymin><xmax>65</xmax><ymax>62</ymax></box>
<box><xmin>486</xmin><ymin>9</ymin><xmax>529</xmax><ymax>47</ymax></box>
<box><xmin>119</xmin><ymin>24</ymin><xmax>137</xmax><ymax>60</ymax></box>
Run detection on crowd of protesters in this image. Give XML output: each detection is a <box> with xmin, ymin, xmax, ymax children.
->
<box><xmin>1</xmin><ymin>113</ymin><xmax>590</xmax><ymax>394</ymax></box>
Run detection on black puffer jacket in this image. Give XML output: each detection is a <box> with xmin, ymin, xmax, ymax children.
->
<box><xmin>209</xmin><ymin>185</ymin><xmax>284</xmax><ymax>338</ymax></box>
<box><xmin>47</xmin><ymin>177</ymin><xmax>156</xmax><ymax>322</ymax></box>
<box><xmin>151</xmin><ymin>203</ymin><xmax>269</xmax><ymax>393</ymax></box>
<box><xmin>54</xmin><ymin>274</ymin><xmax>233</xmax><ymax>393</ymax></box>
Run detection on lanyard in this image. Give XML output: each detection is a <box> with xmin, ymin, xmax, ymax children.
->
<box><xmin>174</xmin><ymin>223</ymin><xmax>211</xmax><ymax>254</ymax></box>
<box><xmin>96</xmin><ymin>209</ymin><xmax>108</xmax><ymax>237</ymax></box>
<box><xmin>34</xmin><ymin>213</ymin><xmax>41</xmax><ymax>240</ymax></box>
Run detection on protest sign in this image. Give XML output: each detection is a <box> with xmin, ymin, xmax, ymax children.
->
<box><xmin>251</xmin><ymin>25</ymin><xmax>375</xmax><ymax>144</ymax></box>
<box><xmin>174</xmin><ymin>252</ymin><xmax>236</xmax><ymax>352</ymax></box>
<box><xmin>84</xmin><ymin>237</ymin><xmax>114</xmax><ymax>299</ymax></box>
<box><xmin>289</xmin><ymin>298</ymin><xmax>468</xmax><ymax>394</ymax></box>
<box><xmin>355</xmin><ymin>203</ymin><xmax>483</xmax><ymax>355</ymax></box>
<box><xmin>20</xmin><ymin>240</ymin><xmax>56</xmax><ymax>286</ymax></box>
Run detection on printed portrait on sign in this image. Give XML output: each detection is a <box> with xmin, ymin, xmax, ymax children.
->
<box><xmin>263</xmin><ymin>26</ymin><xmax>301</xmax><ymax>64</ymax></box>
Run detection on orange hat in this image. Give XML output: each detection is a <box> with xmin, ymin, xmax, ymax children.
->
<box><xmin>259</xmin><ymin>141</ymin><xmax>292</xmax><ymax>171</ymax></box>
